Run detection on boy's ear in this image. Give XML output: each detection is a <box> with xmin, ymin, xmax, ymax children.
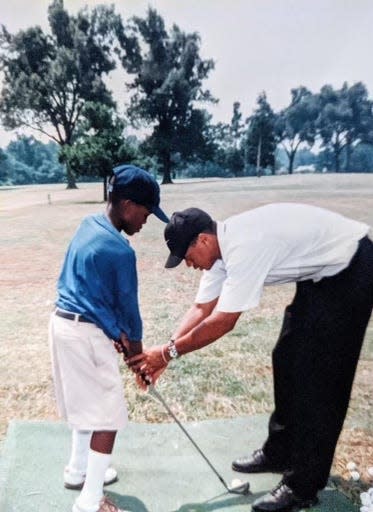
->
<box><xmin>118</xmin><ymin>198</ymin><xmax>132</xmax><ymax>211</ymax></box>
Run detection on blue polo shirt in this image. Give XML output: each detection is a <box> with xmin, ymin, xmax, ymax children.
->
<box><xmin>56</xmin><ymin>213</ymin><xmax>142</xmax><ymax>343</ymax></box>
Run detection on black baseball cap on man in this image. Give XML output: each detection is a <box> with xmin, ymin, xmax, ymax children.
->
<box><xmin>164</xmin><ymin>208</ymin><xmax>213</xmax><ymax>268</ymax></box>
<box><xmin>108</xmin><ymin>164</ymin><xmax>169</xmax><ymax>223</ymax></box>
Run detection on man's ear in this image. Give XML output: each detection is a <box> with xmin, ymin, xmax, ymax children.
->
<box><xmin>199</xmin><ymin>233</ymin><xmax>210</xmax><ymax>246</ymax></box>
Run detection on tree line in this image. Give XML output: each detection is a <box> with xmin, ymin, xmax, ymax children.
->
<box><xmin>1</xmin><ymin>0</ymin><xmax>373</xmax><ymax>192</ymax></box>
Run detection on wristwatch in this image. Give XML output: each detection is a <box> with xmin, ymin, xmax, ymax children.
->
<box><xmin>167</xmin><ymin>339</ymin><xmax>179</xmax><ymax>359</ymax></box>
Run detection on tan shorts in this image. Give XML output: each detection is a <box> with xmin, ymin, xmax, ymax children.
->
<box><xmin>49</xmin><ymin>312</ymin><xmax>128</xmax><ymax>431</ymax></box>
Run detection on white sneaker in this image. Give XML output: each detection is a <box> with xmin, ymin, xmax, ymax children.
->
<box><xmin>72</xmin><ymin>496</ymin><xmax>127</xmax><ymax>512</ymax></box>
<box><xmin>64</xmin><ymin>466</ymin><xmax>118</xmax><ymax>490</ymax></box>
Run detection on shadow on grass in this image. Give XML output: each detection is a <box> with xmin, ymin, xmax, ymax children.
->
<box><xmin>329</xmin><ymin>474</ymin><xmax>369</xmax><ymax>507</ymax></box>
<box><xmin>106</xmin><ymin>491</ymin><xmax>150</xmax><ymax>511</ymax></box>
<box><xmin>172</xmin><ymin>486</ymin><xmax>360</xmax><ymax>511</ymax></box>
<box><xmin>107</xmin><ymin>489</ymin><xmax>256</xmax><ymax>512</ymax></box>
<box><xmin>172</xmin><ymin>489</ymin><xmax>257</xmax><ymax>512</ymax></box>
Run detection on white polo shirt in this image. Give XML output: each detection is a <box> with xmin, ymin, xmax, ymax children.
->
<box><xmin>195</xmin><ymin>203</ymin><xmax>370</xmax><ymax>312</ymax></box>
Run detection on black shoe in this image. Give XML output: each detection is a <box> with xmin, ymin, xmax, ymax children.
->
<box><xmin>252</xmin><ymin>482</ymin><xmax>318</xmax><ymax>511</ymax></box>
<box><xmin>232</xmin><ymin>449</ymin><xmax>286</xmax><ymax>473</ymax></box>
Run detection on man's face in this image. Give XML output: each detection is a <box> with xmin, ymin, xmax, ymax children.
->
<box><xmin>120</xmin><ymin>201</ymin><xmax>150</xmax><ymax>235</ymax></box>
<box><xmin>184</xmin><ymin>234</ymin><xmax>217</xmax><ymax>271</ymax></box>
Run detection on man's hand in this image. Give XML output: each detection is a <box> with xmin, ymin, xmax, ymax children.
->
<box><xmin>126</xmin><ymin>345</ymin><xmax>168</xmax><ymax>379</ymax></box>
<box><xmin>135</xmin><ymin>372</ymin><xmax>149</xmax><ymax>391</ymax></box>
<box><xmin>149</xmin><ymin>366</ymin><xmax>167</xmax><ymax>385</ymax></box>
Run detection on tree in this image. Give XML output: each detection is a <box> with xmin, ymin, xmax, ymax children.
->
<box><xmin>200</xmin><ymin>103</ymin><xmax>246</xmax><ymax>177</ymax></box>
<box><xmin>60</xmin><ymin>102</ymin><xmax>138</xmax><ymax>200</ymax></box>
<box><xmin>0</xmin><ymin>147</ymin><xmax>9</xmax><ymax>183</ymax></box>
<box><xmin>201</xmin><ymin>121</ymin><xmax>230</xmax><ymax>174</ymax></box>
<box><xmin>293</xmin><ymin>147</ymin><xmax>317</xmax><ymax>169</ymax></box>
<box><xmin>275</xmin><ymin>87</ymin><xmax>318</xmax><ymax>174</ymax></box>
<box><xmin>0</xmin><ymin>0</ymin><xmax>122</xmax><ymax>188</ymax></box>
<box><xmin>119</xmin><ymin>8</ymin><xmax>216</xmax><ymax>183</ymax></box>
<box><xmin>224</xmin><ymin>102</ymin><xmax>245</xmax><ymax>176</ymax></box>
<box><xmin>231</xmin><ymin>102</ymin><xmax>245</xmax><ymax>149</ymax></box>
<box><xmin>244</xmin><ymin>92</ymin><xmax>276</xmax><ymax>176</ymax></box>
<box><xmin>316</xmin><ymin>82</ymin><xmax>373</xmax><ymax>172</ymax></box>
<box><xmin>5</xmin><ymin>135</ymin><xmax>65</xmax><ymax>184</ymax></box>
<box><xmin>347</xmin><ymin>143</ymin><xmax>373</xmax><ymax>173</ymax></box>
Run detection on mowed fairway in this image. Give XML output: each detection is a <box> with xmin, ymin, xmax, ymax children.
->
<box><xmin>1</xmin><ymin>173</ymin><xmax>372</xmax><ymax>487</ymax></box>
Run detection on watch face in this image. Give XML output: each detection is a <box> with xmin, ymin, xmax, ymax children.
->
<box><xmin>168</xmin><ymin>342</ymin><xmax>179</xmax><ymax>359</ymax></box>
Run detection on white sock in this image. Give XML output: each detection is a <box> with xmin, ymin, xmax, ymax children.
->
<box><xmin>68</xmin><ymin>430</ymin><xmax>92</xmax><ymax>474</ymax></box>
<box><xmin>75</xmin><ymin>450</ymin><xmax>111</xmax><ymax>512</ymax></box>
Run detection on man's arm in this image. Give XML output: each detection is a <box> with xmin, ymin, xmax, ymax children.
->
<box><xmin>126</xmin><ymin>309</ymin><xmax>241</xmax><ymax>379</ymax></box>
<box><xmin>174</xmin><ymin>309</ymin><xmax>241</xmax><ymax>356</ymax></box>
<box><xmin>171</xmin><ymin>299</ymin><xmax>218</xmax><ymax>339</ymax></box>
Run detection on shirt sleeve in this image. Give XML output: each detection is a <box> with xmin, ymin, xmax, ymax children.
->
<box><xmin>195</xmin><ymin>259</ymin><xmax>227</xmax><ymax>303</ymax></box>
<box><xmin>216</xmin><ymin>238</ymin><xmax>282</xmax><ymax>313</ymax></box>
<box><xmin>114</xmin><ymin>252</ymin><xmax>142</xmax><ymax>341</ymax></box>
<box><xmin>85</xmin><ymin>247</ymin><xmax>142</xmax><ymax>342</ymax></box>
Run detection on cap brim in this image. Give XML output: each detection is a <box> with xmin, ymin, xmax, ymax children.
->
<box><xmin>165</xmin><ymin>253</ymin><xmax>183</xmax><ymax>269</ymax></box>
<box><xmin>153</xmin><ymin>206</ymin><xmax>169</xmax><ymax>223</ymax></box>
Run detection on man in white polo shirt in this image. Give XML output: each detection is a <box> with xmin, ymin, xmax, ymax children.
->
<box><xmin>128</xmin><ymin>203</ymin><xmax>373</xmax><ymax>512</ymax></box>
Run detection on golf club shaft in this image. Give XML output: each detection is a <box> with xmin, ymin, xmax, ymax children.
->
<box><xmin>119</xmin><ymin>341</ymin><xmax>248</xmax><ymax>494</ymax></box>
<box><xmin>147</xmin><ymin>384</ymin><xmax>230</xmax><ymax>491</ymax></box>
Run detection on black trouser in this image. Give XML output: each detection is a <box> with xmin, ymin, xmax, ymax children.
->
<box><xmin>262</xmin><ymin>236</ymin><xmax>373</xmax><ymax>499</ymax></box>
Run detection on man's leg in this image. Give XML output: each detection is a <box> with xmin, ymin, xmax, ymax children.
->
<box><xmin>253</xmin><ymin>237</ymin><xmax>373</xmax><ymax>510</ymax></box>
<box><xmin>284</xmin><ymin>238</ymin><xmax>373</xmax><ymax>498</ymax></box>
<box><xmin>284</xmin><ymin>289</ymin><xmax>371</xmax><ymax>498</ymax></box>
<box><xmin>74</xmin><ymin>431</ymin><xmax>117</xmax><ymax>512</ymax></box>
<box><xmin>262</xmin><ymin>304</ymin><xmax>298</xmax><ymax>464</ymax></box>
<box><xmin>233</xmin><ymin>302</ymin><xmax>299</xmax><ymax>472</ymax></box>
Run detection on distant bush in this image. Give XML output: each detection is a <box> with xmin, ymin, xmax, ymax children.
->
<box><xmin>0</xmin><ymin>136</ymin><xmax>66</xmax><ymax>185</ymax></box>
<box><xmin>180</xmin><ymin>160</ymin><xmax>232</xmax><ymax>179</ymax></box>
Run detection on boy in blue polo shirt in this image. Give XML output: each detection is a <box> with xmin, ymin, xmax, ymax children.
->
<box><xmin>49</xmin><ymin>165</ymin><xmax>168</xmax><ymax>512</ymax></box>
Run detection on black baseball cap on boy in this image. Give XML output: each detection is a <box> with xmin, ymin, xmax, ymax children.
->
<box><xmin>164</xmin><ymin>208</ymin><xmax>213</xmax><ymax>268</ymax></box>
<box><xmin>108</xmin><ymin>164</ymin><xmax>169</xmax><ymax>223</ymax></box>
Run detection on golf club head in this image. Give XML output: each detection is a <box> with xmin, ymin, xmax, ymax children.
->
<box><xmin>228</xmin><ymin>481</ymin><xmax>251</xmax><ymax>495</ymax></box>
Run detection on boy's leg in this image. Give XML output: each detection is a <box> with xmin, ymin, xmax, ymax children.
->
<box><xmin>64</xmin><ymin>430</ymin><xmax>92</xmax><ymax>489</ymax></box>
<box><xmin>68</xmin><ymin>429</ymin><xmax>92</xmax><ymax>473</ymax></box>
<box><xmin>74</xmin><ymin>431</ymin><xmax>117</xmax><ymax>512</ymax></box>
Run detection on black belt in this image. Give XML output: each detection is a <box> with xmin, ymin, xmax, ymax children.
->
<box><xmin>55</xmin><ymin>309</ymin><xmax>93</xmax><ymax>323</ymax></box>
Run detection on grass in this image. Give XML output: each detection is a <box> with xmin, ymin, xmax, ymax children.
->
<box><xmin>0</xmin><ymin>173</ymin><xmax>372</xmax><ymax>503</ymax></box>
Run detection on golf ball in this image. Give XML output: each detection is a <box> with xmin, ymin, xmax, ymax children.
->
<box><xmin>350</xmin><ymin>470</ymin><xmax>360</xmax><ymax>481</ymax></box>
<box><xmin>346</xmin><ymin>461</ymin><xmax>357</xmax><ymax>471</ymax></box>
<box><xmin>367</xmin><ymin>467</ymin><xmax>373</xmax><ymax>477</ymax></box>
<box><xmin>231</xmin><ymin>478</ymin><xmax>243</xmax><ymax>488</ymax></box>
<box><xmin>360</xmin><ymin>492</ymin><xmax>371</xmax><ymax>506</ymax></box>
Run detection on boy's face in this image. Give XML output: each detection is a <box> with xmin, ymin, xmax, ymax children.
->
<box><xmin>120</xmin><ymin>200</ymin><xmax>151</xmax><ymax>235</ymax></box>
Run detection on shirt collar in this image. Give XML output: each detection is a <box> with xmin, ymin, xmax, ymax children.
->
<box><xmin>216</xmin><ymin>220</ymin><xmax>227</xmax><ymax>263</ymax></box>
<box><xmin>95</xmin><ymin>213</ymin><xmax>130</xmax><ymax>246</ymax></box>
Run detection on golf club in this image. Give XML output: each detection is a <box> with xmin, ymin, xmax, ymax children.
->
<box><xmin>147</xmin><ymin>382</ymin><xmax>250</xmax><ymax>495</ymax></box>
<box><xmin>120</xmin><ymin>342</ymin><xmax>250</xmax><ymax>496</ymax></box>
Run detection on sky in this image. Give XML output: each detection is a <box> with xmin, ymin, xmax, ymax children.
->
<box><xmin>1</xmin><ymin>0</ymin><xmax>373</xmax><ymax>147</ymax></box>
